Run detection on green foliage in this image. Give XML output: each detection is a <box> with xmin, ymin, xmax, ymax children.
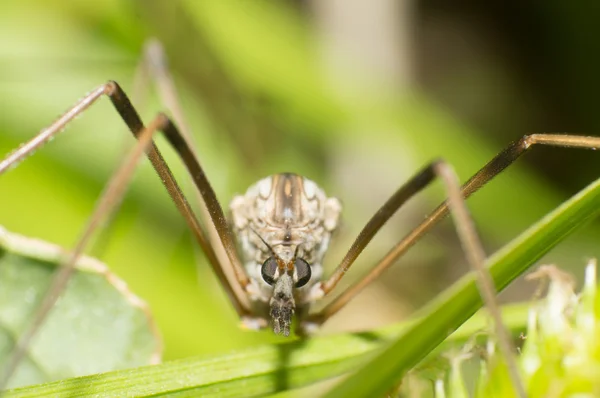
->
<box><xmin>0</xmin><ymin>226</ymin><xmax>160</xmax><ymax>389</ymax></box>
<box><xmin>2</xmin><ymin>300</ymin><xmax>528</xmax><ymax>397</ymax></box>
<box><xmin>1</xmin><ymin>0</ymin><xmax>600</xmax><ymax>396</ymax></box>
<box><xmin>434</xmin><ymin>259</ymin><xmax>600</xmax><ymax>397</ymax></box>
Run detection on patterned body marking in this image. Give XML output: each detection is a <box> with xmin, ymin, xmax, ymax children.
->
<box><xmin>230</xmin><ymin>173</ymin><xmax>341</xmax><ymax>334</ymax></box>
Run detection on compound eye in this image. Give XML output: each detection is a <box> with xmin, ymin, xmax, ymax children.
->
<box><xmin>294</xmin><ymin>258</ymin><xmax>312</xmax><ymax>287</ymax></box>
<box><xmin>261</xmin><ymin>257</ymin><xmax>278</xmax><ymax>285</ymax></box>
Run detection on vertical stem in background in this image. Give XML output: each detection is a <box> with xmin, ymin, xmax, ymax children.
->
<box><xmin>311</xmin><ymin>0</ymin><xmax>412</xmax><ymax>95</ymax></box>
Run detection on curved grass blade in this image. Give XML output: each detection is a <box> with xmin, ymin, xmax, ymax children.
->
<box><xmin>324</xmin><ymin>176</ymin><xmax>600</xmax><ymax>398</ymax></box>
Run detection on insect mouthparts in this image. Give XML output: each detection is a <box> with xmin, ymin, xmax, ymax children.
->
<box><xmin>269</xmin><ymin>274</ymin><xmax>295</xmax><ymax>336</ymax></box>
<box><xmin>270</xmin><ymin>298</ymin><xmax>294</xmax><ymax>337</ymax></box>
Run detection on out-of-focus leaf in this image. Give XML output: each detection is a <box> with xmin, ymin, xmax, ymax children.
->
<box><xmin>0</xmin><ymin>226</ymin><xmax>161</xmax><ymax>389</ymax></box>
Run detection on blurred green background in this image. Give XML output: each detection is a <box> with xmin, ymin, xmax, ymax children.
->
<box><xmin>1</xmin><ymin>0</ymin><xmax>599</xmax><ymax>362</ymax></box>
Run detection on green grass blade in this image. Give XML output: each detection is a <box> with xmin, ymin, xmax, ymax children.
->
<box><xmin>324</xmin><ymin>176</ymin><xmax>600</xmax><ymax>398</ymax></box>
<box><xmin>2</xmin><ymin>302</ymin><xmax>529</xmax><ymax>398</ymax></box>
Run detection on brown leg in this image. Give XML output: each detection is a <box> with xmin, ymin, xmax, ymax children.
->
<box><xmin>310</xmin><ymin>159</ymin><xmax>528</xmax><ymax>395</ymax></box>
<box><xmin>0</xmin><ymin>82</ymin><xmax>252</xmax><ymax>315</ymax></box>
<box><xmin>312</xmin><ymin>134</ymin><xmax>600</xmax><ymax>319</ymax></box>
<box><xmin>435</xmin><ymin>162</ymin><xmax>525</xmax><ymax>397</ymax></box>
<box><xmin>0</xmin><ymin>82</ymin><xmax>259</xmax><ymax>387</ymax></box>
<box><xmin>90</xmin><ymin>39</ymin><xmax>193</xmax><ymax>258</ymax></box>
<box><xmin>0</xmin><ymin>114</ymin><xmax>167</xmax><ymax>388</ymax></box>
<box><xmin>133</xmin><ymin>39</ymin><xmax>238</xmax><ymax>295</ymax></box>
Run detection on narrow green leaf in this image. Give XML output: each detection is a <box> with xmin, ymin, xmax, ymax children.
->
<box><xmin>0</xmin><ymin>226</ymin><xmax>161</xmax><ymax>389</ymax></box>
<box><xmin>3</xmin><ymin>302</ymin><xmax>528</xmax><ymax>397</ymax></box>
<box><xmin>324</xmin><ymin>176</ymin><xmax>600</xmax><ymax>397</ymax></box>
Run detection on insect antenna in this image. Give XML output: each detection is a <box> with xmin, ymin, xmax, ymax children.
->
<box><xmin>250</xmin><ymin>228</ymin><xmax>280</xmax><ymax>261</ymax></box>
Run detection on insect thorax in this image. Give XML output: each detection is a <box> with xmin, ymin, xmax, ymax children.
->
<box><xmin>230</xmin><ymin>173</ymin><xmax>341</xmax><ymax>302</ymax></box>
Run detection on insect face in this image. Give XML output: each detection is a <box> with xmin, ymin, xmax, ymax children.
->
<box><xmin>230</xmin><ymin>172</ymin><xmax>342</xmax><ymax>335</ymax></box>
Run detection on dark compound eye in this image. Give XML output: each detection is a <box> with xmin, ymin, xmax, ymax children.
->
<box><xmin>261</xmin><ymin>257</ymin><xmax>278</xmax><ymax>285</ymax></box>
<box><xmin>294</xmin><ymin>258</ymin><xmax>311</xmax><ymax>287</ymax></box>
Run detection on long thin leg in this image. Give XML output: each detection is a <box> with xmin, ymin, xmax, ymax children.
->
<box><xmin>313</xmin><ymin>134</ymin><xmax>600</xmax><ymax>320</ymax></box>
<box><xmin>436</xmin><ymin>162</ymin><xmax>525</xmax><ymax>397</ymax></box>
<box><xmin>141</xmin><ymin>39</ymin><xmax>192</xmax><ymax>140</ymax></box>
<box><xmin>0</xmin><ymin>82</ymin><xmax>252</xmax><ymax>316</ymax></box>
<box><xmin>135</xmin><ymin>40</ymin><xmax>239</xmax><ymax>296</ymax></box>
<box><xmin>108</xmin><ymin>82</ymin><xmax>251</xmax><ymax>292</ymax></box>
<box><xmin>90</xmin><ymin>39</ymin><xmax>193</xmax><ymax>258</ymax></box>
<box><xmin>0</xmin><ymin>114</ymin><xmax>168</xmax><ymax>388</ymax></box>
<box><xmin>307</xmin><ymin>159</ymin><xmax>526</xmax><ymax>395</ymax></box>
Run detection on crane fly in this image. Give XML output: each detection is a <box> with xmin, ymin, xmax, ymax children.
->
<box><xmin>2</xmin><ymin>41</ymin><xmax>600</xmax><ymax>397</ymax></box>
